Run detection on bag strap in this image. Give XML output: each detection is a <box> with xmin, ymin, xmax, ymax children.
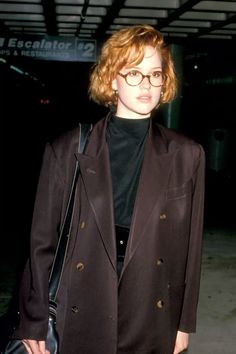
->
<box><xmin>48</xmin><ymin>123</ymin><xmax>92</xmax><ymax>301</ymax></box>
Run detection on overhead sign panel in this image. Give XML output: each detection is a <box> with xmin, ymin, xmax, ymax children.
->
<box><xmin>0</xmin><ymin>35</ymin><xmax>97</xmax><ymax>62</ymax></box>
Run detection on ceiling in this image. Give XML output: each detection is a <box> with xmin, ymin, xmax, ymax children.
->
<box><xmin>0</xmin><ymin>0</ymin><xmax>236</xmax><ymax>42</ymax></box>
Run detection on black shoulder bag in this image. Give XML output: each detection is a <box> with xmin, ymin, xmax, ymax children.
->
<box><xmin>4</xmin><ymin>123</ymin><xmax>92</xmax><ymax>354</ymax></box>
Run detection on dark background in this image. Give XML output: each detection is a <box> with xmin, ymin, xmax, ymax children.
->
<box><xmin>2</xmin><ymin>39</ymin><xmax>236</xmax><ymax>254</ymax></box>
<box><xmin>1</xmin><ymin>38</ymin><xmax>236</xmax><ymax>349</ymax></box>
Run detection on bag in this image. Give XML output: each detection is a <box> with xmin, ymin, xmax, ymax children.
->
<box><xmin>4</xmin><ymin>306</ymin><xmax>58</xmax><ymax>354</ymax></box>
<box><xmin>3</xmin><ymin>124</ymin><xmax>92</xmax><ymax>354</ymax></box>
<box><xmin>4</xmin><ymin>340</ymin><xmax>26</xmax><ymax>354</ymax></box>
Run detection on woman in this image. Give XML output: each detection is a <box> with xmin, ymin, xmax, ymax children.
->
<box><xmin>13</xmin><ymin>25</ymin><xmax>205</xmax><ymax>354</ymax></box>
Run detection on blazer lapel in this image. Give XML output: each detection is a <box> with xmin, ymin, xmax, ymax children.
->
<box><xmin>75</xmin><ymin>115</ymin><xmax>117</xmax><ymax>271</ymax></box>
<box><xmin>120</xmin><ymin>122</ymin><xmax>175</xmax><ymax>278</ymax></box>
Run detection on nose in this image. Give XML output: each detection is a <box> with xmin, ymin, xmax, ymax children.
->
<box><xmin>140</xmin><ymin>75</ymin><xmax>151</xmax><ymax>89</ymax></box>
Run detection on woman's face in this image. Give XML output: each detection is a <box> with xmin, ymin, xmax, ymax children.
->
<box><xmin>112</xmin><ymin>45</ymin><xmax>163</xmax><ymax>119</ymax></box>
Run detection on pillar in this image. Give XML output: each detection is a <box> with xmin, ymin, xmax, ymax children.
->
<box><xmin>161</xmin><ymin>44</ymin><xmax>184</xmax><ymax>130</ymax></box>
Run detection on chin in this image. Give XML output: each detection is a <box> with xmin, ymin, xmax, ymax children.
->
<box><xmin>138</xmin><ymin>110</ymin><xmax>152</xmax><ymax>116</ymax></box>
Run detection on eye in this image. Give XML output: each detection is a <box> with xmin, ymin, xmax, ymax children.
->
<box><xmin>151</xmin><ymin>71</ymin><xmax>162</xmax><ymax>78</ymax></box>
<box><xmin>128</xmin><ymin>70</ymin><xmax>141</xmax><ymax>77</ymax></box>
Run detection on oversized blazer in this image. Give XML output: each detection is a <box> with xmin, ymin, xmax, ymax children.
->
<box><xmin>14</xmin><ymin>113</ymin><xmax>205</xmax><ymax>354</ymax></box>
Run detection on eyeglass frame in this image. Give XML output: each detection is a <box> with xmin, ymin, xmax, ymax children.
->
<box><xmin>117</xmin><ymin>70</ymin><xmax>163</xmax><ymax>87</ymax></box>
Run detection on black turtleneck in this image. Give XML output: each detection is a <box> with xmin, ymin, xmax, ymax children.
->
<box><xmin>107</xmin><ymin>115</ymin><xmax>150</xmax><ymax>228</ymax></box>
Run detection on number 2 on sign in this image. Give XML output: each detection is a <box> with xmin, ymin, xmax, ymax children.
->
<box><xmin>78</xmin><ymin>42</ymin><xmax>95</xmax><ymax>57</ymax></box>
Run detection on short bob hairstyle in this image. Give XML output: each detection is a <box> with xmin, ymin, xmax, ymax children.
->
<box><xmin>89</xmin><ymin>24</ymin><xmax>177</xmax><ymax>107</ymax></box>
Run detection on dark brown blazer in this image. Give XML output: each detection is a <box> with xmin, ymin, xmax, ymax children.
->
<box><xmin>14</xmin><ymin>113</ymin><xmax>205</xmax><ymax>354</ymax></box>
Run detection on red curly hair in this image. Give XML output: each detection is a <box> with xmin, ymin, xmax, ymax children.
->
<box><xmin>89</xmin><ymin>25</ymin><xmax>177</xmax><ymax>107</ymax></box>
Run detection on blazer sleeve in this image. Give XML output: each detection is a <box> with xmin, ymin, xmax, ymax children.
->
<box><xmin>178</xmin><ymin>144</ymin><xmax>205</xmax><ymax>333</ymax></box>
<box><xmin>13</xmin><ymin>142</ymin><xmax>65</xmax><ymax>340</ymax></box>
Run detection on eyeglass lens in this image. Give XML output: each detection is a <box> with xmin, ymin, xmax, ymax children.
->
<box><xmin>126</xmin><ymin>71</ymin><xmax>162</xmax><ymax>87</ymax></box>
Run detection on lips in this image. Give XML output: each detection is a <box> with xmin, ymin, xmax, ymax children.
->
<box><xmin>137</xmin><ymin>95</ymin><xmax>151</xmax><ymax>101</ymax></box>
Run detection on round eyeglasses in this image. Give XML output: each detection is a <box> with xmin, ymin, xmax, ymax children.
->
<box><xmin>118</xmin><ymin>70</ymin><xmax>163</xmax><ymax>87</ymax></box>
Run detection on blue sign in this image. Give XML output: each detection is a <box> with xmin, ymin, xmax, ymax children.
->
<box><xmin>0</xmin><ymin>35</ymin><xmax>97</xmax><ymax>62</ymax></box>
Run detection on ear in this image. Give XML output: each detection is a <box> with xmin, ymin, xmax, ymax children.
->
<box><xmin>112</xmin><ymin>78</ymin><xmax>118</xmax><ymax>91</ymax></box>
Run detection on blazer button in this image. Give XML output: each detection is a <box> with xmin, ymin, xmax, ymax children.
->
<box><xmin>156</xmin><ymin>300</ymin><xmax>165</xmax><ymax>309</ymax></box>
<box><xmin>80</xmin><ymin>221</ymin><xmax>86</xmax><ymax>229</ymax></box>
<box><xmin>157</xmin><ymin>258</ymin><xmax>164</xmax><ymax>266</ymax></box>
<box><xmin>76</xmin><ymin>262</ymin><xmax>85</xmax><ymax>271</ymax></box>
<box><xmin>160</xmin><ymin>213</ymin><xmax>167</xmax><ymax>220</ymax></box>
<box><xmin>71</xmin><ymin>306</ymin><xmax>79</xmax><ymax>313</ymax></box>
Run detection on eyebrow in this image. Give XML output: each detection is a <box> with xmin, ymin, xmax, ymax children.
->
<box><xmin>126</xmin><ymin>66</ymin><xmax>162</xmax><ymax>70</ymax></box>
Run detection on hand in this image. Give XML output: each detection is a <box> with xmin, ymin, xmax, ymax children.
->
<box><xmin>22</xmin><ymin>339</ymin><xmax>50</xmax><ymax>354</ymax></box>
<box><xmin>173</xmin><ymin>331</ymin><xmax>189</xmax><ymax>354</ymax></box>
